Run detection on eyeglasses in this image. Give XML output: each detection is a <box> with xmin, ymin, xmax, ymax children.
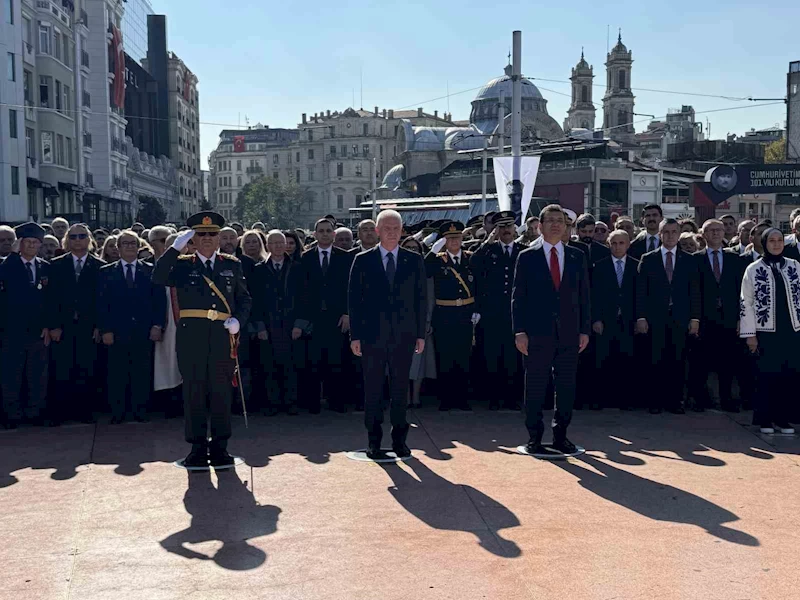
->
<box><xmin>195</xmin><ymin>232</ymin><xmax>219</xmax><ymax>237</ymax></box>
<box><xmin>69</xmin><ymin>233</ymin><xmax>88</xmax><ymax>240</ymax></box>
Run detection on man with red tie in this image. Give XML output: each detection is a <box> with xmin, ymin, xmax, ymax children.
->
<box><xmin>512</xmin><ymin>204</ymin><xmax>591</xmax><ymax>455</ymax></box>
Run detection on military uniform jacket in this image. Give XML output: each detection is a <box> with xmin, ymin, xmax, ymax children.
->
<box><xmin>0</xmin><ymin>253</ymin><xmax>51</xmax><ymax>337</ymax></box>
<box><xmin>472</xmin><ymin>240</ymin><xmax>522</xmax><ymax>324</ymax></box>
<box><xmin>151</xmin><ymin>248</ymin><xmax>251</xmax><ymax>326</ymax></box>
<box><xmin>425</xmin><ymin>250</ymin><xmax>479</xmax><ymax>324</ymax></box>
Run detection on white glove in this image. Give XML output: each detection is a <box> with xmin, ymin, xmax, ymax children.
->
<box><xmin>423</xmin><ymin>232</ymin><xmax>439</xmax><ymax>247</ymax></box>
<box><xmin>471</xmin><ymin>313</ymin><xmax>481</xmax><ymax>326</ymax></box>
<box><xmin>172</xmin><ymin>229</ymin><xmax>195</xmax><ymax>252</ymax></box>
<box><xmin>223</xmin><ymin>317</ymin><xmax>240</xmax><ymax>335</ymax></box>
<box><xmin>431</xmin><ymin>237</ymin><xmax>447</xmax><ymax>253</ymax></box>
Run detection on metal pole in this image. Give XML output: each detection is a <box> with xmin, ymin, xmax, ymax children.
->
<box><xmin>371</xmin><ymin>157</ymin><xmax>378</xmax><ymax>221</ymax></box>
<box><xmin>481</xmin><ymin>137</ymin><xmax>488</xmax><ymax>215</ymax></box>
<box><xmin>498</xmin><ymin>91</ymin><xmax>505</xmax><ymax>154</ymax></box>
<box><xmin>510</xmin><ymin>30</ymin><xmax>523</xmax><ymax>216</ymax></box>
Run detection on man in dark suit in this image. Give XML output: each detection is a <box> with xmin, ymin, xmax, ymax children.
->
<box><xmin>687</xmin><ymin>219</ymin><xmax>745</xmax><ymax>412</ymax></box>
<box><xmin>512</xmin><ymin>204</ymin><xmax>591</xmax><ymax>454</ymax></box>
<box><xmin>635</xmin><ymin>218</ymin><xmax>700</xmax><ymax>414</ymax></box>
<box><xmin>575</xmin><ymin>213</ymin><xmax>611</xmax><ymax>270</ymax></box>
<box><xmin>293</xmin><ymin>218</ymin><xmax>351</xmax><ymax>413</ymax></box>
<box><xmin>782</xmin><ymin>216</ymin><xmax>800</xmax><ymax>261</ymax></box>
<box><xmin>348</xmin><ymin>210</ymin><xmax>427</xmax><ymax>459</ymax></box>
<box><xmin>741</xmin><ymin>220</ymin><xmax>772</xmax><ymax>266</ymax></box>
<box><xmin>591</xmin><ymin>230</ymin><xmax>639</xmax><ymax>410</ymax></box>
<box><xmin>473</xmin><ymin>210</ymin><xmax>524</xmax><ymax>409</ymax></box>
<box><xmin>48</xmin><ymin>223</ymin><xmax>106</xmax><ymax>423</ymax></box>
<box><xmin>97</xmin><ymin>230</ymin><xmax>167</xmax><ymax>423</ymax></box>
<box><xmin>628</xmin><ymin>204</ymin><xmax>663</xmax><ymax>260</ymax></box>
<box><xmin>152</xmin><ymin>211</ymin><xmax>251</xmax><ymax>468</ymax></box>
<box><xmin>251</xmin><ymin>231</ymin><xmax>302</xmax><ymax>416</ymax></box>
<box><xmin>0</xmin><ymin>223</ymin><xmax>52</xmax><ymax>428</ymax></box>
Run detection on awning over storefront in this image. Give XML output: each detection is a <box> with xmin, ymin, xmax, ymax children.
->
<box><xmin>27</xmin><ymin>177</ymin><xmax>60</xmax><ymax>198</ymax></box>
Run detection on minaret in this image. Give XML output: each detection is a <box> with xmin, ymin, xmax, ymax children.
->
<box><xmin>603</xmin><ymin>30</ymin><xmax>636</xmax><ymax>144</ymax></box>
<box><xmin>565</xmin><ymin>48</ymin><xmax>596</xmax><ymax>134</ymax></box>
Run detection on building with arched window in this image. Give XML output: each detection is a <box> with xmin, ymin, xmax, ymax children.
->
<box><xmin>602</xmin><ymin>31</ymin><xmax>636</xmax><ymax>145</ymax></box>
<box><xmin>564</xmin><ymin>49</ymin><xmax>596</xmax><ymax>135</ymax></box>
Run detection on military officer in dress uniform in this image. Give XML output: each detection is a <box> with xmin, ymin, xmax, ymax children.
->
<box><xmin>473</xmin><ymin>210</ymin><xmax>524</xmax><ymax>410</ymax></box>
<box><xmin>0</xmin><ymin>223</ymin><xmax>52</xmax><ymax>428</ymax></box>
<box><xmin>152</xmin><ymin>211</ymin><xmax>251</xmax><ymax>468</ymax></box>
<box><xmin>426</xmin><ymin>221</ymin><xmax>480</xmax><ymax>411</ymax></box>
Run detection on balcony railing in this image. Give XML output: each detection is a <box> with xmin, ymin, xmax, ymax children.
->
<box><xmin>85</xmin><ymin>172</ymin><xmax>94</xmax><ymax>187</ymax></box>
<box><xmin>82</xmin><ymin>91</ymin><xmax>91</xmax><ymax>108</ymax></box>
<box><xmin>246</xmin><ymin>166</ymin><xmax>263</xmax><ymax>174</ymax></box>
<box><xmin>83</xmin><ymin>132</ymin><xmax>92</xmax><ymax>148</ymax></box>
<box><xmin>111</xmin><ymin>137</ymin><xmax>127</xmax><ymax>154</ymax></box>
<box><xmin>112</xmin><ymin>176</ymin><xmax>129</xmax><ymax>189</ymax></box>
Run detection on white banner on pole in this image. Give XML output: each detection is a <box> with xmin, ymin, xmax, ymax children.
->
<box><xmin>492</xmin><ymin>156</ymin><xmax>541</xmax><ymax>219</ymax></box>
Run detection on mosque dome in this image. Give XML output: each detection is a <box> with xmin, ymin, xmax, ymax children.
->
<box><xmin>474</xmin><ymin>74</ymin><xmax>544</xmax><ymax>102</ymax></box>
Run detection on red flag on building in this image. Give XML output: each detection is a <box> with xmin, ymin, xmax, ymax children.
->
<box><xmin>233</xmin><ymin>136</ymin><xmax>245</xmax><ymax>153</ymax></box>
<box><xmin>109</xmin><ymin>24</ymin><xmax>125</xmax><ymax>109</ymax></box>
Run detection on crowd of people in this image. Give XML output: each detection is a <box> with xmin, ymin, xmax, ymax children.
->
<box><xmin>1</xmin><ymin>202</ymin><xmax>798</xmax><ymax>454</ymax></box>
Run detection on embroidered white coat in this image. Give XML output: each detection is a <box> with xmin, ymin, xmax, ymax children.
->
<box><xmin>739</xmin><ymin>257</ymin><xmax>800</xmax><ymax>337</ymax></box>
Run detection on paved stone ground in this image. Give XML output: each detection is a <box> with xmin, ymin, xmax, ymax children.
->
<box><xmin>1</xmin><ymin>406</ymin><xmax>798</xmax><ymax>600</ymax></box>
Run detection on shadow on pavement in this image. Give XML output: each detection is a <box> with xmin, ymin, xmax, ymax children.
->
<box><xmin>380</xmin><ymin>458</ymin><xmax>522</xmax><ymax>558</ymax></box>
<box><xmin>159</xmin><ymin>470</ymin><xmax>281</xmax><ymax>570</ymax></box>
<box><xmin>552</xmin><ymin>454</ymin><xmax>760</xmax><ymax>547</ymax></box>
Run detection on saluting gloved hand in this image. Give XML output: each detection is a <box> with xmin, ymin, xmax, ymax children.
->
<box><xmin>431</xmin><ymin>237</ymin><xmax>447</xmax><ymax>254</ymax></box>
<box><xmin>423</xmin><ymin>232</ymin><xmax>439</xmax><ymax>247</ymax></box>
<box><xmin>223</xmin><ymin>317</ymin><xmax>240</xmax><ymax>335</ymax></box>
<box><xmin>471</xmin><ymin>313</ymin><xmax>481</xmax><ymax>326</ymax></box>
<box><xmin>172</xmin><ymin>229</ymin><xmax>195</xmax><ymax>252</ymax></box>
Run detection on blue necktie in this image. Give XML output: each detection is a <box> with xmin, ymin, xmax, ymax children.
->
<box><xmin>615</xmin><ymin>259</ymin><xmax>624</xmax><ymax>287</ymax></box>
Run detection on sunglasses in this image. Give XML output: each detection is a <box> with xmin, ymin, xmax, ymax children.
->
<box><xmin>195</xmin><ymin>232</ymin><xmax>219</xmax><ymax>237</ymax></box>
<box><xmin>69</xmin><ymin>233</ymin><xmax>88</xmax><ymax>240</ymax></box>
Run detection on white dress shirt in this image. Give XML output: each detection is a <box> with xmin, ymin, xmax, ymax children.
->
<box><xmin>120</xmin><ymin>259</ymin><xmax>136</xmax><ymax>279</ymax></box>
<box><xmin>541</xmin><ymin>240</ymin><xmax>565</xmax><ymax>276</ymax></box>
<box><xmin>378</xmin><ymin>245</ymin><xmax>399</xmax><ymax>271</ymax></box>
<box><xmin>72</xmin><ymin>253</ymin><xmax>86</xmax><ymax>272</ymax></box>
<box><xmin>501</xmin><ymin>242</ymin><xmax>514</xmax><ymax>256</ymax></box>
<box><xmin>317</xmin><ymin>245</ymin><xmax>333</xmax><ymax>267</ymax></box>
<box><xmin>706</xmin><ymin>247</ymin><xmax>724</xmax><ymax>275</ymax></box>
<box><xmin>22</xmin><ymin>257</ymin><xmax>36</xmax><ymax>281</ymax></box>
<box><xmin>196</xmin><ymin>251</ymin><xmax>218</xmax><ymax>270</ymax></box>
<box><xmin>447</xmin><ymin>250</ymin><xmax>463</xmax><ymax>264</ymax></box>
<box><xmin>660</xmin><ymin>245</ymin><xmax>677</xmax><ymax>269</ymax></box>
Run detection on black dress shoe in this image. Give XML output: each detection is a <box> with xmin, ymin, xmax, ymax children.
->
<box><xmin>366</xmin><ymin>446</ymin><xmax>384</xmax><ymax>460</ymax></box>
<box><xmin>525</xmin><ymin>441</ymin><xmax>548</xmax><ymax>455</ymax></box>
<box><xmin>552</xmin><ymin>438</ymin><xmax>578</xmax><ymax>454</ymax></box>
<box><xmin>392</xmin><ymin>444</ymin><xmax>411</xmax><ymax>458</ymax></box>
<box><xmin>183</xmin><ymin>449</ymin><xmax>208</xmax><ymax>468</ymax></box>
<box><xmin>209</xmin><ymin>450</ymin><xmax>235</xmax><ymax>468</ymax></box>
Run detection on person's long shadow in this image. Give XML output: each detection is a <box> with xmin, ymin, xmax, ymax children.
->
<box><xmin>380</xmin><ymin>458</ymin><xmax>522</xmax><ymax>558</ymax></box>
<box><xmin>552</xmin><ymin>454</ymin><xmax>759</xmax><ymax>547</ymax></box>
<box><xmin>160</xmin><ymin>470</ymin><xmax>281</xmax><ymax>570</ymax></box>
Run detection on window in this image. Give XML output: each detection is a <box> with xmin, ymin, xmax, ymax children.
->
<box><xmin>341</xmin><ymin>144</ymin><xmax>347</xmax><ymax>157</ymax></box>
<box><xmin>295</xmin><ymin>152</ymin><xmax>300</xmax><ymax>163</ymax></box>
<box><xmin>296</xmin><ymin>169</ymin><xmax>300</xmax><ymax>183</ymax></box>
<box><xmin>308</xmin><ymin>167</ymin><xmax>314</xmax><ymax>181</ymax></box>
<box><xmin>9</xmin><ymin>109</ymin><xmax>17</xmax><ymax>138</ymax></box>
<box><xmin>273</xmin><ymin>154</ymin><xmax>279</xmax><ymax>165</ymax></box>
<box><xmin>618</xmin><ymin>70</ymin><xmax>626</xmax><ymax>89</ymax></box>
<box><xmin>5</xmin><ymin>0</ymin><xmax>13</xmax><ymax>24</ymax></box>
<box><xmin>380</xmin><ymin>145</ymin><xmax>383</xmax><ymax>158</ymax></box>
<box><xmin>380</xmin><ymin>125</ymin><xmax>384</xmax><ymax>136</ymax></box>
<box><xmin>11</xmin><ymin>166</ymin><xmax>19</xmax><ymax>195</ymax></box>
<box><xmin>63</xmin><ymin>85</ymin><xmax>70</xmax><ymax>113</ymax></box>
<box><xmin>307</xmin><ymin>149</ymin><xmax>314</xmax><ymax>160</ymax></box>
<box><xmin>363</xmin><ymin>144</ymin><xmax>369</xmax><ymax>156</ymax></box>
<box><xmin>337</xmin><ymin>194</ymin><xmax>344</xmax><ymax>209</ymax></box>
<box><xmin>39</xmin><ymin>75</ymin><xmax>50</xmax><ymax>107</ymax></box>
<box><xmin>66</xmin><ymin>137</ymin><xmax>73</xmax><ymax>168</ymax></box>
<box><xmin>62</xmin><ymin>35</ymin><xmax>70</xmax><ymax>67</ymax></box>
<box><xmin>39</xmin><ymin>24</ymin><xmax>50</xmax><ymax>55</ymax></box>
<box><xmin>355</xmin><ymin>194</ymin><xmax>363</xmax><ymax>204</ymax></box>
<box><xmin>236</xmin><ymin>159</ymin><xmax>241</xmax><ymax>171</ymax></box>
<box><xmin>355</xmin><ymin>163</ymin><xmax>362</xmax><ymax>176</ymax></box>
<box><xmin>617</xmin><ymin>110</ymin><xmax>626</xmax><ymax>126</ymax></box>
<box><xmin>352</xmin><ymin>144</ymin><xmax>358</xmax><ymax>156</ymax></box>
<box><xmin>307</xmin><ymin>129</ymin><xmax>313</xmax><ymax>141</ymax></box>
<box><xmin>237</xmin><ymin>175</ymin><xmax>242</xmax><ymax>186</ymax></box>
<box><xmin>56</xmin><ymin>134</ymin><xmax>64</xmax><ymax>165</ymax></box>
<box><xmin>53</xmin><ymin>30</ymin><xmax>61</xmax><ymax>61</ymax></box>
<box><xmin>581</xmin><ymin>85</ymin><xmax>588</xmax><ymax>103</ymax></box>
<box><xmin>23</xmin><ymin>70</ymin><xmax>31</xmax><ymax>102</ymax></box>
<box><xmin>330</xmin><ymin>145</ymin><xmax>336</xmax><ymax>157</ymax></box>
<box><xmin>55</xmin><ymin>80</ymin><xmax>62</xmax><ymax>111</ymax></box>
<box><xmin>273</xmin><ymin>172</ymin><xmax>279</xmax><ymax>180</ymax></box>
<box><xmin>363</xmin><ymin>123</ymin><xmax>368</xmax><ymax>136</ymax></box>
<box><xmin>336</xmin><ymin>162</ymin><xmax>343</xmax><ymax>177</ymax></box>
<box><xmin>25</xmin><ymin>127</ymin><xmax>34</xmax><ymax>158</ymax></box>
<box><xmin>7</xmin><ymin>52</ymin><xmax>15</xmax><ymax>81</ymax></box>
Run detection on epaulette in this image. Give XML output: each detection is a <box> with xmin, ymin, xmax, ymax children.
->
<box><xmin>437</xmin><ymin>251</ymin><xmax>448</xmax><ymax>262</ymax></box>
<box><xmin>464</xmin><ymin>250</ymin><xmax>473</xmax><ymax>257</ymax></box>
<box><xmin>177</xmin><ymin>254</ymin><xmax>194</xmax><ymax>260</ymax></box>
<box><xmin>218</xmin><ymin>253</ymin><xmax>240</xmax><ymax>262</ymax></box>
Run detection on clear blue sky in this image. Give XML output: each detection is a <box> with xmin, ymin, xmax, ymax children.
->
<box><xmin>155</xmin><ymin>0</ymin><xmax>797</xmax><ymax>170</ymax></box>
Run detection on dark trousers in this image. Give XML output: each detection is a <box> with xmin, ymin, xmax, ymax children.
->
<box><xmin>756</xmin><ymin>372</ymin><xmax>793</xmax><ymax>426</ymax></box>
<box><xmin>107</xmin><ymin>338</ymin><xmax>153</xmax><ymax>420</ymax></box>
<box><xmin>51</xmin><ymin>323</ymin><xmax>98</xmax><ymax>421</ymax></box>
<box><xmin>261</xmin><ymin>333</ymin><xmax>299</xmax><ymax>410</ymax></box>
<box><xmin>650</xmin><ymin>319</ymin><xmax>688</xmax><ymax>410</ymax></box>
<box><xmin>688</xmin><ymin>320</ymin><xmax>737</xmax><ymax>409</ymax></box>
<box><xmin>177</xmin><ymin>322</ymin><xmax>235</xmax><ymax>447</ymax></box>
<box><xmin>596</xmin><ymin>327</ymin><xmax>636</xmax><ymax>408</ymax></box>
<box><xmin>483</xmin><ymin>320</ymin><xmax>523</xmax><ymax>408</ymax></box>
<box><xmin>433</xmin><ymin>316</ymin><xmax>473</xmax><ymax>409</ymax></box>
<box><xmin>1</xmin><ymin>334</ymin><xmax>49</xmax><ymax>422</ymax></box>
<box><xmin>305</xmin><ymin>315</ymin><xmax>344</xmax><ymax>411</ymax></box>
<box><xmin>523</xmin><ymin>339</ymin><xmax>578</xmax><ymax>444</ymax></box>
<box><xmin>362</xmin><ymin>338</ymin><xmax>414</xmax><ymax>447</ymax></box>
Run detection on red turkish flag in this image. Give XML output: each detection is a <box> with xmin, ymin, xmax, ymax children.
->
<box><xmin>233</xmin><ymin>136</ymin><xmax>245</xmax><ymax>153</ymax></box>
<box><xmin>110</xmin><ymin>24</ymin><xmax>125</xmax><ymax>109</ymax></box>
